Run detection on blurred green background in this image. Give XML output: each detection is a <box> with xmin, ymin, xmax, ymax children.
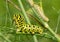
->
<box><xmin>0</xmin><ymin>0</ymin><xmax>60</xmax><ymax>42</ymax></box>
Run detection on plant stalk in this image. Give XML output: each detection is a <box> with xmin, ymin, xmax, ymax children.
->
<box><xmin>18</xmin><ymin>0</ymin><xmax>31</xmax><ymax>25</ymax></box>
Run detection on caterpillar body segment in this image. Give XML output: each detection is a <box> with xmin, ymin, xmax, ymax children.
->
<box><xmin>16</xmin><ymin>25</ymin><xmax>43</xmax><ymax>34</ymax></box>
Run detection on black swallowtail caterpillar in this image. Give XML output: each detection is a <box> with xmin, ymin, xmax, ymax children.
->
<box><xmin>13</xmin><ymin>14</ymin><xmax>43</xmax><ymax>34</ymax></box>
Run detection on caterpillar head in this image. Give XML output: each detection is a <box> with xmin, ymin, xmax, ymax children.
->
<box><xmin>13</xmin><ymin>14</ymin><xmax>25</xmax><ymax>27</ymax></box>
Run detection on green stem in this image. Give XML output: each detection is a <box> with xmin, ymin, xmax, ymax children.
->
<box><xmin>0</xmin><ymin>33</ymin><xmax>11</xmax><ymax>42</ymax></box>
<box><xmin>46</xmin><ymin>25</ymin><xmax>60</xmax><ymax>42</ymax></box>
<box><xmin>18</xmin><ymin>0</ymin><xmax>31</xmax><ymax>25</ymax></box>
<box><xmin>33</xmin><ymin>35</ymin><xmax>38</xmax><ymax>42</ymax></box>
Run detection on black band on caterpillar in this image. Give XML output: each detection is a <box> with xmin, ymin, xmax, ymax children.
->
<box><xmin>13</xmin><ymin>14</ymin><xmax>43</xmax><ymax>34</ymax></box>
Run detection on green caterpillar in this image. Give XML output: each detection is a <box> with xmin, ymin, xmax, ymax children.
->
<box><xmin>13</xmin><ymin>14</ymin><xmax>43</xmax><ymax>34</ymax></box>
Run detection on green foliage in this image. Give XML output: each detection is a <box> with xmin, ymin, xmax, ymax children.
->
<box><xmin>0</xmin><ymin>0</ymin><xmax>60</xmax><ymax>42</ymax></box>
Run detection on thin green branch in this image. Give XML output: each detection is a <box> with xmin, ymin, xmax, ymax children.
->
<box><xmin>6</xmin><ymin>0</ymin><xmax>12</xmax><ymax>26</ymax></box>
<box><xmin>51</xmin><ymin>6</ymin><xmax>60</xmax><ymax>33</ymax></box>
<box><xmin>7</xmin><ymin>0</ymin><xmax>21</xmax><ymax>11</ymax></box>
<box><xmin>33</xmin><ymin>35</ymin><xmax>38</xmax><ymax>42</ymax></box>
<box><xmin>55</xmin><ymin>13</ymin><xmax>60</xmax><ymax>33</ymax></box>
<box><xmin>0</xmin><ymin>33</ymin><xmax>11</xmax><ymax>42</ymax></box>
<box><xmin>35</xmin><ymin>33</ymin><xmax>57</xmax><ymax>41</ymax></box>
<box><xmin>18</xmin><ymin>0</ymin><xmax>31</xmax><ymax>25</ymax></box>
<box><xmin>47</xmin><ymin>25</ymin><xmax>60</xmax><ymax>42</ymax></box>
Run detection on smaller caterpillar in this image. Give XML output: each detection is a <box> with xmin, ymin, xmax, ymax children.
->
<box><xmin>13</xmin><ymin>14</ymin><xmax>43</xmax><ymax>34</ymax></box>
<box><xmin>34</xmin><ymin>4</ymin><xmax>49</xmax><ymax>22</ymax></box>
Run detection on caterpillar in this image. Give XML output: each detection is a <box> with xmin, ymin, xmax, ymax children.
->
<box><xmin>13</xmin><ymin>14</ymin><xmax>43</xmax><ymax>34</ymax></box>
